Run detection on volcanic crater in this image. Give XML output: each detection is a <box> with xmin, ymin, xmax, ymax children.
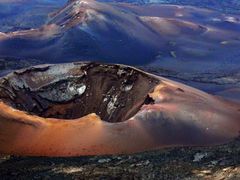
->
<box><xmin>0</xmin><ymin>62</ymin><xmax>240</xmax><ymax>156</ymax></box>
<box><xmin>0</xmin><ymin>62</ymin><xmax>159</xmax><ymax>123</ymax></box>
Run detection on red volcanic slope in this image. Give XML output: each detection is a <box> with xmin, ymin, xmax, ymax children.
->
<box><xmin>0</xmin><ymin>63</ymin><xmax>239</xmax><ymax>157</ymax></box>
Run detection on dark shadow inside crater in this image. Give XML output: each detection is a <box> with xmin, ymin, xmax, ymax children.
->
<box><xmin>0</xmin><ymin>63</ymin><xmax>159</xmax><ymax>123</ymax></box>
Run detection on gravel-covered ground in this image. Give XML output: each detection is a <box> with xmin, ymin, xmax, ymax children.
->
<box><xmin>0</xmin><ymin>139</ymin><xmax>239</xmax><ymax>179</ymax></box>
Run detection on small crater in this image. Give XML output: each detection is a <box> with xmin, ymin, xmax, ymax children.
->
<box><xmin>176</xmin><ymin>88</ymin><xmax>185</xmax><ymax>92</ymax></box>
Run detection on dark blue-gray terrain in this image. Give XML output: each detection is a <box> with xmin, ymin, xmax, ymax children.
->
<box><xmin>0</xmin><ymin>0</ymin><xmax>240</xmax><ymax>102</ymax></box>
<box><xmin>100</xmin><ymin>0</ymin><xmax>240</xmax><ymax>14</ymax></box>
<box><xmin>0</xmin><ymin>0</ymin><xmax>68</xmax><ymax>32</ymax></box>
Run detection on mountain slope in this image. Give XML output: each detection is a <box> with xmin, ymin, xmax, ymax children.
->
<box><xmin>0</xmin><ymin>0</ymin><xmax>240</xmax><ymax>68</ymax></box>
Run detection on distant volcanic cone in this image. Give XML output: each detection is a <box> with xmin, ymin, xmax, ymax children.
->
<box><xmin>1</xmin><ymin>0</ymin><xmax>240</xmax><ymax>67</ymax></box>
<box><xmin>0</xmin><ymin>62</ymin><xmax>239</xmax><ymax>156</ymax></box>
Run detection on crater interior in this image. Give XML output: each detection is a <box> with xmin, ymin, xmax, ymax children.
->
<box><xmin>0</xmin><ymin>63</ymin><xmax>159</xmax><ymax>123</ymax></box>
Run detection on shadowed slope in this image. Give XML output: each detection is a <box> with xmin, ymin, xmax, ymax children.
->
<box><xmin>0</xmin><ymin>0</ymin><xmax>240</xmax><ymax>67</ymax></box>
